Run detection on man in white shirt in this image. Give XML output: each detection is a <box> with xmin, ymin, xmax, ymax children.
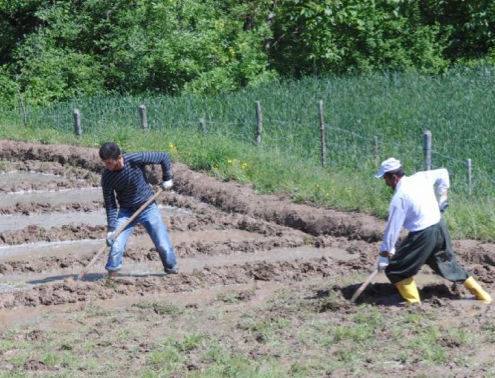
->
<box><xmin>376</xmin><ymin>158</ymin><xmax>491</xmax><ymax>304</ymax></box>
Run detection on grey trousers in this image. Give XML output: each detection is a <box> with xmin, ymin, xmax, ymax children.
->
<box><xmin>385</xmin><ymin>219</ymin><xmax>469</xmax><ymax>284</ymax></box>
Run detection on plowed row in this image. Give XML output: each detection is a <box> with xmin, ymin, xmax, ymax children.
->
<box><xmin>1</xmin><ymin>140</ymin><xmax>495</xmax><ymax>377</ymax></box>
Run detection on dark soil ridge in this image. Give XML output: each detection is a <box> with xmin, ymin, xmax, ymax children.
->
<box><xmin>0</xmin><ymin>160</ymin><xmax>100</xmax><ymax>182</ymax></box>
<box><xmin>0</xmin><ymin>178</ymin><xmax>96</xmax><ymax>193</ymax></box>
<box><xmin>1</xmin><ymin>142</ymin><xmax>494</xmax><ymax>285</ymax></box>
<box><xmin>0</xmin><ymin>224</ymin><xmax>107</xmax><ymax>246</ymax></box>
<box><xmin>173</xmin><ymin>168</ymin><xmax>385</xmax><ymax>242</ymax></box>
<box><xmin>0</xmin><ymin>182</ymin><xmax>203</xmax><ymax>216</ymax></box>
<box><xmin>0</xmin><ymin>256</ymin><xmax>482</xmax><ymax>310</ymax></box>
<box><xmin>0</xmin><ymin>141</ymin><xmax>102</xmax><ymax>172</ymax></box>
<box><xmin>0</xmin><ymin>234</ymin><xmax>310</xmax><ymax>275</ymax></box>
<box><xmin>0</xmin><ymin>189</ymin><xmax>219</xmax><ymax>215</ymax></box>
<box><xmin>0</xmin><ymin>257</ymin><xmax>344</xmax><ymax>309</ymax></box>
<box><xmin>0</xmin><ymin>201</ymin><xmax>102</xmax><ymax>215</ymax></box>
<box><xmin>0</xmin><ymin>160</ymin><xmax>99</xmax><ymax>192</ymax></box>
<box><xmin>0</xmin><ymin>207</ymin><xmax>306</xmax><ymax>246</ymax></box>
<box><xmin>0</xmin><ymin>185</ymin><xmax>315</xmax><ymax>246</ymax></box>
<box><xmin>0</xmin><ymin>140</ymin><xmax>386</xmax><ymax>241</ymax></box>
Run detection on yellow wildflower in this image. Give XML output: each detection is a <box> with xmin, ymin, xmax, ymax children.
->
<box><xmin>168</xmin><ymin>143</ymin><xmax>177</xmax><ymax>154</ymax></box>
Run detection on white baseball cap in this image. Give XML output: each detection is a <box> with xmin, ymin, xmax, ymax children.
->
<box><xmin>375</xmin><ymin>158</ymin><xmax>402</xmax><ymax>178</ymax></box>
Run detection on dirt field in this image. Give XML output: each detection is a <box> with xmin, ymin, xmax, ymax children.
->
<box><xmin>0</xmin><ymin>140</ymin><xmax>494</xmax><ymax>378</ymax></box>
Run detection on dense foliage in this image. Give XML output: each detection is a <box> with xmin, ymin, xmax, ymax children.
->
<box><xmin>1</xmin><ymin>0</ymin><xmax>495</xmax><ymax>105</ymax></box>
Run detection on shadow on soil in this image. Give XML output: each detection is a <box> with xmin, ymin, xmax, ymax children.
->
<box><xmin>28</xmin><ymin>273</ymin><xmax>99</xmax><ymax>285</ymax></box>
<box><xmin>27</xmin><ymin>272</ymin><xmax>172</xmax><ymax>286</ymax></box>
<box><xmin>334</xmin><ymin>282</ymin><xmax>462</xmax><ymax>307</ymax></box>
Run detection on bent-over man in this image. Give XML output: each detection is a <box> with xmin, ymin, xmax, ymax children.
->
<box><xmin>99</xmin><ymin>142</ymin><xmax>178</xmax><ymax>278</ymax></box>
<box><xmin>376</xmin><ymin>157</ymin><xmax>491</xmax><ymax>304</ymax></box>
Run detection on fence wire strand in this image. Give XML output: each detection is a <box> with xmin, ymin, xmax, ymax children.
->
<box><xmin>6</xmin><ymin>107</ymin><xmax>495</xmax><ymax>196</ymax></box>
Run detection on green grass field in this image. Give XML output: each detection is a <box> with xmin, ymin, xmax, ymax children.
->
<box><xmin>1</xmin><ymin>283</ymin><xmax>494</xmax><ymax>378</ymax></box>
<box><xmin>3</xmin><ymin>67</ymin><xmax>495</xmax><ymax>240</ymax></box>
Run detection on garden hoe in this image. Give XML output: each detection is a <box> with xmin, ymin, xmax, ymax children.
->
<box><xmin>350</xmin><ymin>269</ymin><xmax>379</xmax><ymax>303</ymax></box>
<box><xmin>78</xmin><ymin>187</ymin><xmax>164</xmax><ymax>280</ymax></box>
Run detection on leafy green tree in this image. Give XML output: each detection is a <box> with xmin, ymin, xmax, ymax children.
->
<box><xmin>1</xmin><ymin>0</ymin><xmax>495</xmax><ymax>106</ymax></box>
<box><xmin>419</xmin><ymin>0</ymin><xmax>495</xmax><ymax>60</ymax></box>
<box><xmin>0</xmin><ymin>65</ymin><xmax>19</xmax><ymax>108</ymax></box>
<box><xmin>268</xmin><ymin>0</ymin><xmax>449</xmax><ymax>76</ymax></box>
<box><xmin>0</xmin><ymin>0</ymin><xmax>45</xmax><ymax>65</ymax></box>
<box><xmin>1</xmin><ymin>0</ymin><xmax>275</xmax><ymax>102</ymax></box>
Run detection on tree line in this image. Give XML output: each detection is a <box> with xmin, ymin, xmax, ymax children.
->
<box><xmin>1</xmin><ymin>0</ymin><xmax>494</xmax><ymax>106</ymax></box>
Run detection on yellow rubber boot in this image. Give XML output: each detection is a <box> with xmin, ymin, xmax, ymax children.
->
<box><xmin>395</xmin><ymin>277</ymin><xmax>421</xmax><ymax>304</ymax></box>
<box><xmin>464</xmin><ymin>277</ymin><xmax>492</xmax><ymax>303</ymax></box>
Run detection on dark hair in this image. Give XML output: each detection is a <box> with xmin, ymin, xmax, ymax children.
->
<box><xmin>99</xmin><ymin>142</ymin><xmax>121</xmax><ymax>160</ymax></box>
<box><xmin>384</xmin><ymin>167</ymin><xmax>405</xmax><ymax>178</ymax></box>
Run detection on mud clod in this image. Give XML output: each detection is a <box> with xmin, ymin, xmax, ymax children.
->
<box><xmin>24</xmin><ymin>359</ymin><xmax>46</xmax><ymax>371</ymax></box>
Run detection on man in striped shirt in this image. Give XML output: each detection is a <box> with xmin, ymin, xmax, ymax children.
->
<box><xmin>99</xmin><ymin>142</ymin><xmax>178</xmax><ymax>278</ymax></box>
<box><xmin>376</xmin><ymin>158</ymin><xmax>491</xmax><ymax>304</ymax></box>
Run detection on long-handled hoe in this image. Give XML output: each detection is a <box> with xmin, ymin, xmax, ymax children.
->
<box><xmin>350</xmin><ymin>269</ymin><xmax>379</xmax><ymax>302</ymax></box>
<box><xmin>78</xmin><ymin>188</ymin><xmax>164</xmax><ymax>280</ymax></box>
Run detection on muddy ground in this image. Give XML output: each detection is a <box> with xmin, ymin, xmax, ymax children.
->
<box><xmin>0</xmin><ymin>140</ymin><xmax>494</xmax><ymax>378</ymax></box>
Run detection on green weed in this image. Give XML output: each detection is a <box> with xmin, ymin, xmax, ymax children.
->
<box><xmin>60</xmin><ymin>352</ymin><xmax>80</xmax><ymax>369</ymax></box>
<box><xmin>42</xmin><ymin>351</ymin><xmax>59</xmax><ymax>366</ymax></box>
<box><xmin>175</xmin><ymin>333</ymin><xmax>204</xmax><ymax>352</ymax></box>
<box><xmin>215</xmin><ymin>292</ymin><xmax>240</xmax><ymax>304</ymax></box>
<box><xmin>132</xmin><ymin>301</ymin><xmax>184</xmax><ymax>317</ymax></box>
<box><xmin>353</xmin><ymin>306</ymin><xmax>384</xmax><ymax>328</ymax></box>
<box><xmin>481</xmin><ymin>321</ymin><xmax>495</xmax><ymax>343</ymax></box>
<box><xmin>407</xmin><ymin>326</ymin><xmax>447</xmax><ymax>365</ymax></box>
<box><xmin>332</xmin><ymin>324</ymin><xmax>374</xmax><ymax>343</ymax></box>
<box><xmin>0</xmin><ymin>340</ymin><xmax>18</xmax><ymax>353</ymax></box>
<box><xmin>82</xmin><ymin>302</ymin><xmax>110</xmax><ymax>317</ymax></box>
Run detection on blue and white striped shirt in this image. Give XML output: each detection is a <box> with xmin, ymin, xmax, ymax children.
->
<box><xmin>102</xmin><ymin>152</ymin><xmax>172</xmax><ymax>231</ymax></box>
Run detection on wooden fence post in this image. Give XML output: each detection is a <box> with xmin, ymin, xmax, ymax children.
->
<box><xmin>466</xmin><ymin>158</ymin><xmax>472</xmax><ymax>196</ymax></box>
<box><xmin>199</xmin><ymin>118</ymin><xmax>207</xmax><ymax>135</ymax></box>
<box><xmin>423</xmin><ymin>130</ymin><xmax>432</xmax><ymax>170</ymax></box>
<box><xmin>73</xmin><ymin>109</ymin><xmax>82</xmax><ymax>136</ymax></box>
<box><xmin>318</xmin><ymin>100</ymin><xmax>326</xmax><ymax>168</ymax></box>
<box><xmin>255</xmin><ymin>101</ymin><xmax>262</xmax><ymax>145</ymax></box>
<box><xmin>138</xmin><ymin>105</ymin><xmax>148</xmax><ymax>130</ymax></box>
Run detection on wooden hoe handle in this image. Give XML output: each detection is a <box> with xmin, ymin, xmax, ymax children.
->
<box><xmin>78</xmin><ymin>188</ymin><xmax>164</xmax><ymax>280</ymax></box>
<box><xmin>350</xmin><ymin>269</ymin><xmax>379</xmax><ymax>303</ymax></box>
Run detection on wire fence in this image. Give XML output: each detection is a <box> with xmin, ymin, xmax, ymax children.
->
<box><xmin>6</xmin><ymin>100</ymin><xmax>493</xmax><ymax>197</ymax></box>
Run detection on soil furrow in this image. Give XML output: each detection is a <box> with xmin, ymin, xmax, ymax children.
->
<box><xmin>0</xmin><ymin>257</ymin><xmax>341</xmax><ymax>309</ymax></box>
<box><xmin>0</xmin><ymin>233</ymin><xmax>311</xmax><ymax>274</ymax></box>
<box><xmin>0</xmin><ymin>201</ymin><xmax>102</xmax><ymax>215</ymax></box>
<box><xmin>0</xmin><ymin>206</ymin><xmax>307</xmax><ymax>246</ymax></box>
<box><xmin>0</xmin><ymin>140</ymin><xmax>387</xmax><ymax>241</ymax></box>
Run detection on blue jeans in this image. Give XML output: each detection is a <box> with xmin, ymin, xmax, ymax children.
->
<box><xmin>106</xmin><ymin>202</ymin><xmax>177</xmax><ymax>272</ymax></box>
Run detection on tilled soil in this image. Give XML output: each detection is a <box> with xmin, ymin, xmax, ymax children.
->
<box><xmin>0</xmin><ymin>160</ymin><xmax>100</xmax><ymax>192</ymax></box>
<box><xmin>0</xmin><ymin>140</ymin><xmax>384</xmax><ymax>241</ymax></box>
<box><xmin>0</xmin><ymin>140</ymin><xmax>495</xmax><ymax>377</ymax></box>
<box><xmin>0</xmin><ymin>258</ymin><xmax>342</xmax><ymax>309</ymax></box>
<box><xmin>0</xmin><ymin>140</ymin><xmax>493</xmax><ymax>306</ymax></box>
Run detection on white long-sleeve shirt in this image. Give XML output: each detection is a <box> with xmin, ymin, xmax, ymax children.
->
<box><xmin>380</xmin><ymin>169</ymin><xmax>450</xmax><ymax>255</ymax></box>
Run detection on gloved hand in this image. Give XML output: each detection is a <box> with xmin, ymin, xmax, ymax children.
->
<box><xmin>161</xmin><ymin>179</ymin><xmax>173</xmax><ymax>190</ymax></box>
<box><xmin>106</xmin><ymin>231</ymin><xmax>115</xmax><ymax>247</ymax></box>
<box><xmin>377</xmin><ymin>255</ymin><xmax>389</xmax><ymax>273</ymax></box>
<box><xmin>438</xmin><ymin>195</ymin><xmax>449</xmax><ymax>213</ymax></box>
